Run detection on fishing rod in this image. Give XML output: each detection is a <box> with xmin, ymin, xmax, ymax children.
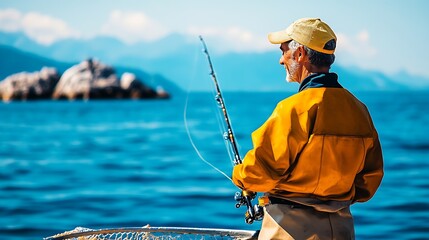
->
<box><xmin>198</xmin><ymin>36</ymin><xmax>263</xmax><ymax>224</ymax></box>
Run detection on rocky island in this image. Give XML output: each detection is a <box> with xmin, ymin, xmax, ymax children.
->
<box><xmin>0</xmin><ymin>58</ymin><xmax>169</xmax><ymax>102</ymax></box>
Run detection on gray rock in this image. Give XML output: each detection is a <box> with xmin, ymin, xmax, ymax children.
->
<box><xmin>53</xmin><ymin>58</ymin><xmax>121</xmax><ymax>100</ymax></box>
<box><xmin>52</xmin><ymin>58</ymin><xmax>169</xmax><ymax>100</ymax></box>
<box><xmin>0</xmin><ymin>58</ymin><xmax>169</xmax><ymax>101</ymax></box>
<box><xmin>0</xmin><ymin>67</ymin><xmax>59</xmax><ymax>101</ymax></box>
<box><xmin>120</xmin><ymin>72</ymin><xmax>169</xmax><ymax>99</ymax></box>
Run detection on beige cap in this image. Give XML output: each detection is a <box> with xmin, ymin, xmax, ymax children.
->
<box><xmin>268</xmin><ymin>18</ymin><xmax>337</xmax><ymax>54</ymax></box>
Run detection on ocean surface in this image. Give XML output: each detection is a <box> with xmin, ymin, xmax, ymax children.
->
<box><xmin>1</xmin><ymin>91</ymin><xmax>428</xmax><ymax>240</ymax></box>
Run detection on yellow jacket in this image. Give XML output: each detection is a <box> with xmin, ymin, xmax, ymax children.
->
<box><xmin>232</xmin><ymin>76</ymin><xmax>383</xmax><ymax>203</ymax></box>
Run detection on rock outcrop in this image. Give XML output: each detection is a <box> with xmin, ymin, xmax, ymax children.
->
<box><xmin>52</xmin><ymin>59</ymin><xmax>119</xmax><ymax>100</ymax></box>
<box><xmin>120</xmin><ymin>72</ymin><xmax>169</xmax><ymax>99</ymax></box>
<box><xmin>0</xmin><ymin>58</ymin><xmax>170</xmax><ymax>101</ymax></box>
<box><xmin>0</xmin><ymin>67</ymin><xmax>60</xmax><ymax>101</ymax></box>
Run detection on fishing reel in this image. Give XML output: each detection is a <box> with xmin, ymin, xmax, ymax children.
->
<box><xmin>234</xmin><ymin>191</ymin><xmax>264</xmax><ymax>224</ymax></box>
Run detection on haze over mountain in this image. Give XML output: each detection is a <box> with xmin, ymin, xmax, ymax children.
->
<box><xmin>0</xmin><ymin>44</ymin><xmax>182</xmax><ymax>96</ymax></box>
<box><xmin>1</xmin><ymin>31</ymin><xmax>428</xmax><ymax>92</ymax></box>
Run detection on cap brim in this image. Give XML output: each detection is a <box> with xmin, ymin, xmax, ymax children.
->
<box><xmin>268</xmin><ymin>30</ymin><xmax>292</xmax><ymax>44</ymax></box>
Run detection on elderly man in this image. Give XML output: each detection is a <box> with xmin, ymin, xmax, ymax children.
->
<box><xmin>232</xmin><ymin>18</ymin><xmax>384</xmax><ymax>239</ymax></box>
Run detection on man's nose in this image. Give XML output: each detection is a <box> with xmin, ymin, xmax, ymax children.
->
<box><xmin>279</xmin><ymin>55</ymin><xmax>285</xmax><ymax>65</ymax></box>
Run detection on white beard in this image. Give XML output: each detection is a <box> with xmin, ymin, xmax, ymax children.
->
<box><xmin>286</xmin><ymin>70</ymin><xmax>294</xmax><ymax>83</ymax></box>
<box><xmin>286</xmin><ymin>60</ymin><xmax>299</xmax><ymax>83</ymax></box>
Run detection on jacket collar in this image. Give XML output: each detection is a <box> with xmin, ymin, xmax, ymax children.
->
<box><xmin>298</xmin><ymin>72</ymin><xmax>342</xmax><ymax>92</ymax></box>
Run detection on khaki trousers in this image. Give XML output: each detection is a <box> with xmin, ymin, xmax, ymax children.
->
<box><xmin>258</xmin><ymin>204</ymin><xmax>355</xmax><ymax>240</ymax></box>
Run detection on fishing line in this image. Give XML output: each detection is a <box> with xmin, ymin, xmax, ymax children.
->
<box><xmin>183</xmin><ymin>40</ymin><xmax>232</xmax><ymax>182</ymax></box>
<box><xmin>183</xmin><ymin>36</ymin><xmax>263</xmax><ymax>224</ymax></box>
<box><xmin>196</xmin><ymin>36</ymin><xmax>263</xmax><ymax>224</ymax></box>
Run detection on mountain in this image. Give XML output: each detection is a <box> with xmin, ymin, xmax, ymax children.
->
<box><xmin>1</xmin><ymin>31</ymin><xmax>427</xmax><ymax>92</ymax></box>
<box><xmin>115</xmin><ymin>50</ymin><xmax>411</xmax><ymax>92</ymax></box>
<box><xmin>0</xmin><ymin>44</ymin><xmax>71</xmax><ymax>79</ymax></box>
<box><xmin>0</xmin><ymin>45</ymin><xmax>183</xmax><ymax>95</ymax></box>
<box><xmin>0</xmin><ymin>31</ymin><xmax>42</xmax><ymax>52</ymax></box>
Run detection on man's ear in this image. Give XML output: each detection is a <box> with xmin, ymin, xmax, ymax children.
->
<box><xmin>297</xmin><ymin>46</ymin><xmax>307</xmax><ymax>63</ymax></box>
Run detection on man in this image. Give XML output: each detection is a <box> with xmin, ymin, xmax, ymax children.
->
<box><xmin>232</xmin><ymin>18</ymin><xmax>384</xmax><ymax>239</ymax></box>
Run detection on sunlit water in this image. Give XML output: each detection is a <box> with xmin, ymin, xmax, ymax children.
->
<box><xmin>0</xmin><ymin>91</ymin><xmax>428</xmax><ymax>240</ymax></box>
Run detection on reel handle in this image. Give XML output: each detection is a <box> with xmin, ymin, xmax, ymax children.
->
<box><xmin>234</xmin><ymin>190</ymin><xmax>263</xmax><ymax>224</ymax></box>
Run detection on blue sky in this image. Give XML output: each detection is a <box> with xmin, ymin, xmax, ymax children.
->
<box><xmin>1</xmin><ymin>0</ymin><xmax>429</xmax><ymax>82</ymax></box>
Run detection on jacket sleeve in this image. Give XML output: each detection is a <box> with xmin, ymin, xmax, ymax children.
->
<box><xmin>353</xmin><ymin>133</ymin><xmax>384</xmax><ymax>202</ymax></box>
<box><xmin>232</xmin><ymin>102</ymin><xmax>309</xmax><ymax>192</ymax></box>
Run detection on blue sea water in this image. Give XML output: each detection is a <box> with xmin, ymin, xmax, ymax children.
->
<box><xmin>0</xmin><ymin>91</ymin><xmax>428</xmax><ymax>240</ymax></box>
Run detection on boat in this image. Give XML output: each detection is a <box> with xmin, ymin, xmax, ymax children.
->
<box><xmin>44</xmin><ymin>226</ymin><xmax>259</xmax><ymax>240</ymax></box>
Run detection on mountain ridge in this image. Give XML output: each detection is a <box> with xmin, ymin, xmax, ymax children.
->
<box><xmin>0</xmin><ymin>44</ymin><xmax>183</xmax><ymax>96</ymax></box>
<box><xmin>1</xmin><ymin>31</ymin><xmax>427</xmax><ymax>92</ymax></box>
